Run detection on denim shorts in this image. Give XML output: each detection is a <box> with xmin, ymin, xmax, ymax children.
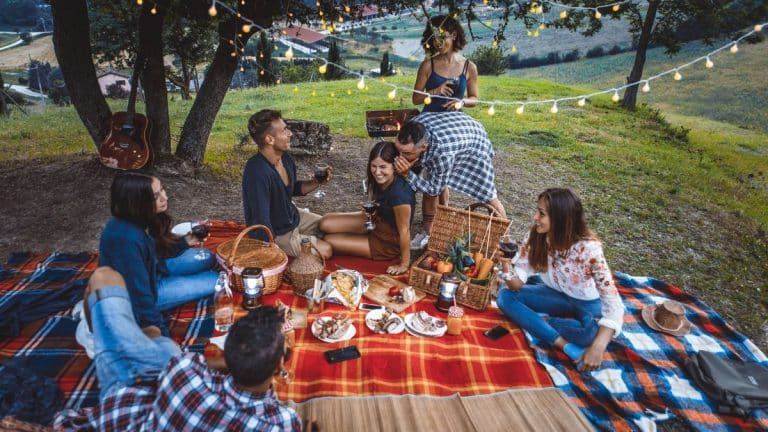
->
<box><xmin>88</xmin><ymin>286</ymin><xmax>180</xmax><ymax>399</ymax></box>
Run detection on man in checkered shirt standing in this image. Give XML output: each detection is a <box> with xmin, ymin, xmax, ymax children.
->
<box><xmin>54</xmin><ymin>267</ymin><xmax>301</xmax><ymax>431</ymax></box>
<box><xmin>394</xmin><ymin>112</ymin><xmax>507</xmax><ymax>234</ymax></box>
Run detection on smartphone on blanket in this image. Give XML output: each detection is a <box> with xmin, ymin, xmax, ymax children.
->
<box><xmin>324</xmin><ymin>346</ymin><xmax>361</xmax><ymax>364</ymax></box>
<box><xmin>484</xmin><ymin>326</ymin><xmax>510</xmax><ymax>340</ymax></box>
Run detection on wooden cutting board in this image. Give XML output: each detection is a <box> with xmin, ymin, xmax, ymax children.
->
<box><xmin>364</xmin><ymin>274</ymin><xmax>428</xmax><ymax>313</ymax></box>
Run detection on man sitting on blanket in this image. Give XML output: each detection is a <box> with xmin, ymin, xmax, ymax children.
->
<box><xmin>54</xmin><ymin>267</ymin><xmax>301</xmax><ymax>431</ymax></box>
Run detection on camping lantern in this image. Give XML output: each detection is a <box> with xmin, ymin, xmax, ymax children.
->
<box><xmin>241</xmin><ymin>267</ymin><xmax>265</xmax><ymax>310</ymax></box>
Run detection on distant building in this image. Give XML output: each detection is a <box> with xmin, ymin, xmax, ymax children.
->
<box><xmin>280</xmin><ymin>26</ymin><xmax>329</xmax><ymax>54</ymax></box>
<box><xmin>96</xmin><ymin>70</ymin><xmax>131</xmax><ymax>96</ymax></box>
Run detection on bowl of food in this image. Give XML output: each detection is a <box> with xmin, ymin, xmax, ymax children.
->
<box><xmin>323</xmin><ymin>270</ymin><xmax>367</xmax><ymax>309</ymax></box>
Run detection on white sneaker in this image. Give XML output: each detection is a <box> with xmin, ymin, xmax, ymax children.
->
<box><xmin>410</xmin><ymin>232</ymin><xmax>429</xmax><ymax>250</ymax></box>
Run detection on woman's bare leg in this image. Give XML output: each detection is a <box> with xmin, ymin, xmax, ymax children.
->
<box><xmin>323</xmin><ymin>234</ymin><xmax>373</xmax><ymax>258</ymax></box>
<box><xmin>318</xmin><ymin>212</ymin><xmax>367</xmax><ymax>235</ymax></box>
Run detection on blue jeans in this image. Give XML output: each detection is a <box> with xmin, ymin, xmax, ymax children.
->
<box><xmin>497</xmin><ymin>283</ymin><xmax>602</xmax><ymax>348</ymax></box>
<box><xmin>88</xmin><ymin>286</ymin><xmax>180</xmax><ymax>400</ymax></box>
<box><xmin>156</xmin><ymin>248</ymin><xmax>218</xmax><ymax>311</ymax></box>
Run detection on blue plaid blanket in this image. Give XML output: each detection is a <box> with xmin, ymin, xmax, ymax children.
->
<box><xmin>527</xmin><ymin>273</ymin><xmax>768</xmax><ymax>431</ymax></box>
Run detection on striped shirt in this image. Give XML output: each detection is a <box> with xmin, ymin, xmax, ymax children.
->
<box><xmin>405</xmin><ymin>112</ymin><xmax>498</xmax><ymax>202</ymax></box>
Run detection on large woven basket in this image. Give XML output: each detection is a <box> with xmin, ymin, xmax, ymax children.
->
<box><xmin>286</xmin><ymin>242</ymin><xmax>326</xmax><ymax>296</ymax></box>
<box><xmin>408</xmin><ymin>203</ymin><xmax>510</xmax><ymax>311</ymax></box>
<box><xmin>216</xmin><ymin>225</ymin><xmax>288</xmax><ymax>294</ymax></box>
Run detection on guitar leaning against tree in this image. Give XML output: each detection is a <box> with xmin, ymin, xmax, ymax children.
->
<box><xmin>99</xmin><ymin>56</ymin><xmax>152</xmax><ymax>170</ymax></box>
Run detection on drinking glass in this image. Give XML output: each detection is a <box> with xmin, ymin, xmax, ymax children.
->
<box><xmin>191</xmin><ymin>220</ymin><xmax>210</xmax><ymax>260</ymax></box>
<box><xmin>497</xmin><ymin>234</ymin><xmax>518</xmax><ymax>278</ymax></box>
<box><xmin>313</xmin><ymin>163</ymin><xmax>329</xmax><ymax>198</ymax></box>
<box><xmin>362</xmin><ymin>201</ymin><xmax>378</xmax><ymax>232</ymax></box>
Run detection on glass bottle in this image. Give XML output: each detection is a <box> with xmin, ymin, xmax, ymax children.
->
<box><xmin>214</xmin><ymin>272</ymin><xmax>234</xmax><ymax>333</ymax></box>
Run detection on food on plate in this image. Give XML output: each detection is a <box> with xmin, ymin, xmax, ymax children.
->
<box><xmin>411</xmin><ymin>311</ymin><xmax>446</xmax><ymax>333</ymax></box>
<box><xmin>366</xmin><ymin>309</ymin><xmax>402</xmax><ymax>334</ymax></box>
<box><xmin>332</xmin><ymin>272</ymin><xmax>356</xmax><ymax>305</ymax></box>
<box><xmin>315</xmin><ymin>313</ymin><xmax>352</xmax><ymax>340</ymax></box>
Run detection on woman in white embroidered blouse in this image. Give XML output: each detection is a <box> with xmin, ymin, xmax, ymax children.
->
<box><xmin>497</xmin><ymin>188</ymin><xmax>624</xmax><ymax>371</ymax></box>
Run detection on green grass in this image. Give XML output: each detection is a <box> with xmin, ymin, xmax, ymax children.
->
<box><xmin>0</xmin><ymin>34</ymin><xmax>20</xmax><ymax>47</ymax></box>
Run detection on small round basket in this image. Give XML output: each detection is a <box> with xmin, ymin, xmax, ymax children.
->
<box><xmin>216</xmin><ymin>225</ymin><xmax>288</xmax><ymax>294</ymax></box>
<box><xmin>286</xmin><ymin>242</ymin><xmax>326</xmax><ymax>296</ymax></box>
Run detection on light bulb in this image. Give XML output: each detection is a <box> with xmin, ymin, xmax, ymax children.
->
<box><xmin>136</xmin><ymin>0</ymin><xmax>142</xmax><ymax>5</ymax></box>
<box><xmin>396</xmin><ymin>67</ymin><xmax>402</xmax><ymax>75</ymax></box>
<box><xmin>705</xmin><ymin>57</ymin><xmax>714</xmax><ymax>68</ymax></box>
<box><xmin>612</xmin><ymin>90</ymin><xmax>620</xmax><ymax>102</ymax></box>
<box><xmin>293</xmin><ymin>86</ymin><xmax>298</xmax><ymax>93</ymax></box>
<box><xmin>345</xmin><ymin>5</ymin><xmax>351</xmax><ymax>13</ymax></box>
<box><xmin>612</xmin><ymin>4</ymin><xmax>620</xmax><ymax>12</ymax></box>
<box><xmin>492</xmin><ymin>40</ymin><xmax>498</xmax><ymax>47</ymax></box>
<box><xmin>755</xmin><ymin>24</ymin><xmax>763</xmax><ymax>32</ymax></box>
<box><xmin>409</xmin><ymin>56</ymin><xmax>416</xmax><ymax>62</ymax></box>
<box><xmin>536</xmin><ymin>6</ymin><xmax>543</xmax><ymax>14</ymax></box>
<box><xmin>534</xmin><ymin>31</ymin><xmax>539</xmax><ymax>37</ymax></box>
<box><xmin>230</xmin><ymin>51</ymin><xmax>236</xmax><ymax>57</ymax></box>
<box><xmin>550</xmin><ymin>102</ymin><xmax>558</xmax><ymax>114</ymax></box>
<box><xmin>357</xmin><ymin>77</ymin><xmax>365</xmax><ymax>90</ymax></box>
<box><xmin>240</xmin><ymin>66</ymin><xmax>244</xmax><ymax>72</ymax></box>
<box><xmin>259</xmin><ymin>70</ymin><xmax>264</xmax><ymax>75</ymax></box>
<box><xmin>730</xmin><ymin>43</ymin><xmax>738</xmax><ymax>53</ymax></box>
<box><xmin>594</xmin><ymin>10</ymin><xmax>602</xmax><ymax>19</ymax></box>
<box><xmin>259</xmin><ymin>52</ymin><xmax>264</xmax><ymax>58</ymax></box>
<box><xmin>208</xmin><ymin>4</ymin><xmax>217</xmax><ymax>16</ymax></box>
<box><xmin>527</xmin><ymin>30</ymin><xmax>532</xmax><ymax>36</ymax></box>
<box><xmin>484</xmin><ymin>0</ymin><xmax>489</xmax><ymax>4</ymax></box>
<box><xmin>560</xmin><ymin>10</ymin><xmax>567</xmax><ymax>19</ymax></box>
<box><xmin>276</xmin><ymin>79</ymin><xmax>281</xmax><ymax>84</ymax></box>
<box><xmin>516</xmin><ymin>105</ymin><xmax>525</xmax><ymax>114</ymax></box>
<box><xmin>673</xmin><ymin>70</ymin><xmax>682</xmax><ymax>81</ymax></box>
<box><xmin>330</xmin><ymin>92</ymin><xmax>335</xmax><ymax>97</ymax></box>
<box><xmin>319</xmin><ymin>10</ymin><xmax>323</xmax><ymax>16</ymax></box>
<box><xmin>642</xmin><ymin>81</ymin><xmax>650</xmax><ymax>93</ymax></box>
<box><xmin>311</xmin><ymin>90</ymin><xmax>316</xmax><ymax>96</ymax></box>
<box><xmin>347</xmin><ymin>89</ymin><xmax>352</xmax><ymax>95</ymax></box>
<box><xmin>485</xmin><ymin>20</ymin><xmax>492</xmax><ymax>26</ymax></box>
<box><xmin>388</xmin><ymin>88</ymin><xmax>396</xmax><ymax>99</ymax></box>
<box><xmin>539</xmin><ymin>23</ymin><xmax>545</xmax><ymax>30</ymax></box>
<box><xmin>242</xmin><ymin>24</ymin><xmax>251</xmax><ymax>33</ymax></box>
<box><xmin>511</xmin><ymin>45</ymin><xmax>518</xmax><ymax>53</ymax></box>
<box><xmin>319</xmin><ymin>64</ymin><xmax>327</xmax><ymax>74</ymax></box>
<box><xmin>424</xmin><ymin>96</ymin><xmax>432</xmax><ymax>105</ymax></box>
<box><xmin>577</xmin><ymin>97</ymin><xmax>586</xmax><ymax>106</ymax></box>
<box><xmin>339</xmin><ymin>16</ymin><xmax>344</xmax><ymax>22</ymax></box>
<box><xmin>488</xmin><ymin>105</ymin><xmax>495</xmax><ymax>116</ymax></box>
<box><xmin>150</xmin><ymin>6</ymin><xmax>157</xmax><ymax>14</ymax></box>
<box><xmin>285</xmin><ymin>47</ymin><xmax>294</xmax><ymax>60</ymax></box>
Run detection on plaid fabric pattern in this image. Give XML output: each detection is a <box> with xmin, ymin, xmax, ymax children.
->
<box><xmin>407</xmin><ymin>112</ymin><xmax>498</xmax><ymax>202</ymax></box>
<box><xmin>529</xmin><ymin>272</ymin><xmax>768</xmax><ymax>431</ymax></box>
<box><xmin>54</xmin><ymin>353</ymin><xmax>302</xmax><ymax>431</ymax></box>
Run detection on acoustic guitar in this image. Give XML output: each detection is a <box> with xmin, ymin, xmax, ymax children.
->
<box><xmin>99</xmin><ymin>56</ymin><xmax>152</xmax><ymax>170</ymax></box>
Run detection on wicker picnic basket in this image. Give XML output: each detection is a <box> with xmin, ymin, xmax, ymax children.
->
<box><xmin>215</xmin><ymin>224</ymin><xmax>288</xmax><ymax>294</ymax></box>
<box><xmin>285</xmin><ymin>239</ymin><xmax>326</xmax><ymax>296</ymax></box>
<box><xmin>408</xmin><ymin>203</ymin><xmax>510</xmax><ymax>311</ymax></box>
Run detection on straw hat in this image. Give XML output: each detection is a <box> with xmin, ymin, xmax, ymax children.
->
<box><xmin>641</xmin><ymin>300</ymin><xmax>692</xmax><ymax>337</ymax></box>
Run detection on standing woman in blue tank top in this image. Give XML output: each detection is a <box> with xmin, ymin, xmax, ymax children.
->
<box><xmin>412</xmin><ymin>15</ymin><xmax>479</xmax><ymax>112</ymax></box>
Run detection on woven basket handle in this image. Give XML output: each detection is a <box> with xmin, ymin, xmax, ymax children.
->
<box><xmin>309</xmin><ymin>242</ymin><xmax>326</xmax><ymax>270</ymax></box>
<box><xmin>228</xmin><ymin>224</ymin><xmax>275</xmax><ymax>267</ymax></box>
<box><xmin>466</xmin><ymin>202</ymin><xmax>500</xmax><ymax>217</ymax></box>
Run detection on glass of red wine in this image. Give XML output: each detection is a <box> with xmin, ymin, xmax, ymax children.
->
<box><xmin>498</xmin><ymin>234</ymin><xmax>519</xmax><ymax>279</ymax></box>
<box><xmin>362</xmin><ymin>201</ymin><xmax>378</xmax><ymax>232</ymax></box>
<box><xmin>191</xmin><ymin>220</ymin><xmax>210</xmax><ymax>261</ymax></box>
<box><xmin>313</xmin><ymin>163</ymin><xmax>329</xmax><ymax>198</ymax></box>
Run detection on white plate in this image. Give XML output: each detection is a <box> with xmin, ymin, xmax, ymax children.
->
<box><xmin>365</xmin><ymin>309</ymin><xmax>405</xmax><ymax>335</ymax></box>
<box><xmin>171</xmin><ymin>222</ymin><xmax>193</xmax><ymax>236</ymax></box>
<box><xmin>404</xmin><ymin>313</ymin><xmax>447</xmax><ymax>337</ymax></box>
<box><xmin>311</xmin><ymin>316</ymin><xmax>356</xmax><ymax>343</ymax></box>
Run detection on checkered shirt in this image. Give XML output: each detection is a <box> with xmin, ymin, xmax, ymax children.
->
<box><xmin>406</xmin><ymin>112</ymin><xmax>498</xmax><ymax>202</ymax></box>
<box><xmin>53</xmin><ymin>353</ymin><xmax>302</xmax><ymax>431</ymax></box>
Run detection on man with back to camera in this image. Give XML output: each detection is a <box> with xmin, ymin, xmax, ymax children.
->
<box><xmin>394</xmin><ymin>112</ymin><xmax>507</xmax><ymax>242</ymax></box>
<box><xmin>242</xmin><ymin>109</ymin><xmax>333</xmax><ymax>259</ymax></box>
<box><xmin>54</xmin><ymin>266</ymin><xmax>302</xmax><ymax>430</ymax></box>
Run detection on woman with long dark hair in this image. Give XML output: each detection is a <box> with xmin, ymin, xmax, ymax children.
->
<box><xmin>319</xmin><ymin>141</ymin><xmax>415</xmax><ymax>275</ymax></box>
<box><xmin>412</xmin><ymin>14</ymin><xmax>479</xmax><ymax>112</ymax></box>
<box><xmin>497</xmin><ymin>188</ymin><xmax>624</xmax><ymax>371</ymax></box>
<box><xmin>98</xmin><ymin>171</ymin><xmax>218</xmax><ymax>336</ymax></box>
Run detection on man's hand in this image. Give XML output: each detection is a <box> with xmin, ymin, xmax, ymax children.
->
<box><xmin>394</xmin><ymin>156</ymin><xmax>414</xmax><ymax>176</ymax></box>
<box><xmin>386</xmin><ymin>263</ymin><xmax>409</xmax><ymax>275</ymax></box>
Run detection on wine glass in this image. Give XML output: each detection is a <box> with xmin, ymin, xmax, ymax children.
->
<box><xmin>313</xmin><ymin>163</ymin><xmax>329</xmax><ymax>198</ymax></box>
<box><xmin>362</xmin><ymin>201</ymin><xmax>378</xmax><ymax>232</ymax></box>
<box><xmin>497</xmin><ymin>234</ymin><xmax>518</xmax><ymax>279</ymax></box>
<box><xmin>191</xmin><ymin>220</ymin><xmax>210</xmax><ymax>260</ymax></box>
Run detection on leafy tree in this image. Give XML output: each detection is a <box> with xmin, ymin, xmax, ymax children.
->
<box><xmin>47</xmin><ymin>68</ymin><xmax>70</xmax><ymax>105</ymax></box>
<box><xmin>105</xmin><ymin>81</ymin><xmax>129</xmax><ymax>99</ymax></box>
<box><xmin>0</xmin><ymin>0</ymin><xmax>39</xmax><ymax>26</ymax></box>
<box><xmin>27</xmin><ymin>60</ymin><xmax>52</xmax><ymax>92</ymax></box>
<box><xmin>256</xmin><ymin>31</ymin><xmax>276</xmax><ymax>86</ymax></box>
<box><xmin>469</xmin><ymin>46</ymin><xmax>505</xmax><ymax>75</ymax></box>
<box><xmin>325</xmin><ymin>39</ymin><xmax>344</xmax><ymax>80</ymax></box>
<box><xmin>379</xmin><ymin>51</ymin><xmax>392</xmax><ymax>77</ymax></box>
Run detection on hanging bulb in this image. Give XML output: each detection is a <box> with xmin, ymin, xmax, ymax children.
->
<box><xmin>357</xmin><ymin>76</ymin><xmax>365</xmax><ymax>90</ymax></box>
<box><xmin>533</xmin><ymin>31</ymin><xmax>539</xmax><ymax>37</ymax></box>
<box><xmin>330</xmin><ymin>92</ymin><xmax>335</xmax><ymax>97</ymax></box>
<box><xmin>228</xmin><ymin>39</ymin><xmax>234</xmax><ymax>45</ymax></box>
<box><xmin>511</xmin><ymin>45</ymin><xmax>518</xmax><ymax>53</ymax></box>
<box><xmin>492</xmin><ymin>40</ymin><xmax>498</xmax><ymax>47</ymax></box>
<box><xmin>594</xmin><ymin>9</ymin><xmax>602</xmax><ymax>19</ymax></box>
<box><xmin>527</xmin><ymin>30</ymin><xmax>532</xmax><ymax>36</ymax></box>
<box><xmin>259</xmin><ymin>52</ymin><xmax>264</xmax><ymax>59</ymax></box>
<box><xmin>577</xmin><ymin>97</ymin><xmax>586</xmax><ymax>106</ymax></box>
<box><xmin>487</xmin><ymin>105</ymin><xmax>495</xmax><ymax>116</ymax></box>
<box><xmin>311</xmin><ymin>90</ymin><xmax>317</xmax><ymax>96</ymax></box>
<box><xmin>319</xmin><ymin>63</ymin><xmax>327</xmax><ymax>74</ymax></box>
<box><xmin>550</xmin><ymin>102</ymin><xmax>559</xmax><ymax>114</ymax></box>
<box><xmin>673</xmin><ymin>70</ymin><xmax>682</xmax><ymax>81</ymax></box>
<box><xmin>230</xmin><ymin>51</ymin><xmax>236</xmax><ymax>57</ymax></box>
<box><xmin>516</xmin><ymin>105</ymin><xmax>525</xmax><ymax>115</ymax></box>
<box><xmin>339</xmin><ymin>16</ymin><xmax>344</xmax><ymax>22</ymax></box>
<box><xmin>150</xmin><ymin>5</ymin><xmax>157</xmax><ymax>14</ymax></box>
<box><xmin>730</xmin><ymin>43</ymin><xmax>738</xmax><ymax>53</ymax></box>
<box><xmin>240</xmin><ymin>66</ymin><xmax>244</xmax><ymax>72</ymax></box>
<box><xmin>136</xmin><ymin>0</ymin><xmax>143</xmax><ymax>5</ymax></box>
<box><xmin>483</xmin><ymin>0</ymin><xmax>488</xmax><ymax>4</ymax></box>
<box><xmin>755</xmin><ymin>24</ymin><xmax>763</xmax><ymax>32</ymax></box>
<box><xmin>276</xmin><ymin>79</ymin><xmax>281</xmax><ymax>84</ymax></box>
<box><xmin>612</xmin><ymin>90</ymin><xmax>620</xmax><ymax>102</ymax></box>
<box><xmin>388</xmin><ymin>88</ymin><xmax>396</xmax><ymax>99</ymax></box>
<box><xmin>396</xmin><ymin>67</ymin><xmax>402</xmax><ymax>75</ymax></box>
<box><xmin>424</xmin><ymin>96</ymin><xmax>432</xmax><ymax>105</ymax></box>
<box><xmin>242</xmin><ymin>24</ymin><xmax>252</xmax><ymax>33</ymax></box>
<box><xmin>259</xmin><ymin>70</ymin><xmax>264</xmax><ymax>75</ymax></box>
<box><xmin>293</xmin><ymin>86</ymin><xmax>298</xmax><ymax>93</ymax></box>
<box><xmin>285</xmin><ymin>47</ymin><xmax>294</xmax><ymax>60</ymax></box>
<box><xmin>240</xmin><ymin>0</ymin><xmax>244</xmax><ymax>4</ymax></box>
<box><xmin>642</xmin><ymin>81</ymin><xmax>650</xmax><ymax>93</ymax></box>
<box><xmin>538</xmin><ymin>23</ymin><xmax>545</xmax><ymax>30</ymax></box>
<box><xmin>345</xmin><ymin>5</ymin><xmax>351</xmax><ymax>13</ymax></box>
<box><xmin>612</xmin><ymin>4</ymin><xmax>620</xmax><ymax>12</ymax></box>
<box><xmin>485</xmin><ymin>20</ymin><xmax>492</xmax><ymax>26</ymax></box>
<box><xmin>705</xmin><ymin>56</ymin><xmax>714</xmax><ymax>68</ymax></box>
<box><xmin>559</xmin><ymin>10</ymin><xmax>567</xmax><ymax>19</ymax></box>
<box><xmin>208</xmin><ymin>1</ymin><xmax>217</xmax><ymax>16</ymax></box>
<box><xmin>536</xmin><ymin>6</ymin><xmax>543</xmax><ymax>14</ymax></box>
<box><xmin>346</xmin><ymin>89</ymin><xmax>352</xmax><ymax>95</ymax></box>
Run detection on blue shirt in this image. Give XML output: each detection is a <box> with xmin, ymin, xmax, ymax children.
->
<box><xmin>422</xmin><ymin>58</ymin><xmax>469</xmax><ymax>113</ymax></box>
<box><xmin>242</xmin><ymin>152</ymin><xmax>305</xmax><ymax>241</ymax></box>
<box><xmin>99</xmin><ymin>217</ymin><xmax>169</xmax><ymax>336</ymax></box>
<box><xmin>375</xmin><ymin>176</ymin><xmax>415</xmax><ymax>229</ymax></box>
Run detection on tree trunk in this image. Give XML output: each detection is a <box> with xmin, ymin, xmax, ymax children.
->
<box><xmin>180</xmin><ymin>56</ymin><xmax>191</xmax><ymax>100</ymax></box>
<box><xmin>50</xmin><ymin>0</ymin><xmax>111</xmax><ymax>147</ymax></box>
<box><xmin>0</xmin><ymin>74</ymin><xmax>7</xmax><ymax>116</ymax></box>
<box><xmin>622</xmin><ymin>0</ymin><xmax>659</xmax><ymax>110</ymax></box>
<box><xmin>138</xmin><ymin>2</ymin><xmax>171</xmax><ymax>158</ymax></box>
